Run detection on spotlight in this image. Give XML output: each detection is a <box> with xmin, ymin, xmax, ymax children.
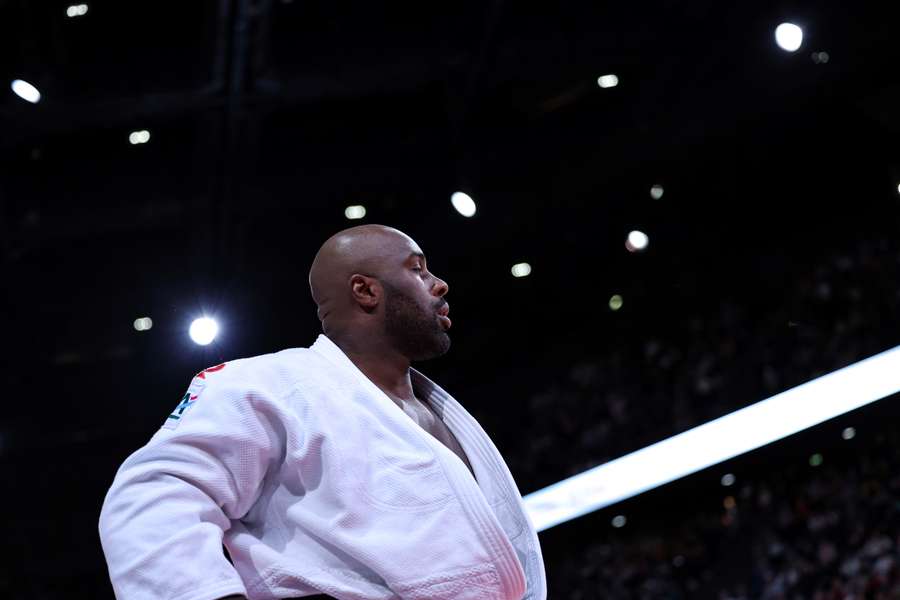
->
<box><xmin>650</xmin><ymin>184</ymin><xmax>664</xmax><ymax>200</ymax></box>
<box><xmin>625</xmin><ymin>230</ymin><xmax>649</xmax><ymax>253</ymax></box>
<box><xmin>11</xmin><ymin>79</ymin><xmax>41</xmax><ymax>104</ymax></box>
<box><xmin>775</xmin><ymin>23</ymin><xmax>803</xmax><ymax>52</ymax></box>
<box><xmin>451</xmin><ymin>192</ymin><xmax>477</xmax><ymax>217</ymax></box>
<box><xmin>128</xmin><ymin>130</ymin><xmax>150</xmax><ymax>144</ymax></box>
<box><xmin>609</xmin><ymin>294</ymin><xmax>623</xmax><ymax>311</ymax></box>
<box><xmin>809</xmin><ymin>452</ymin><xmax>823</xmax><ymax>467</ymax></box>
<box><xmin>611</xmin><ymin>515</ymin><xmax>626</xmax><ymax>528</ymax></box>
<box><xmin>511</xmin><ymin>262</ymin><xmax>532</xmax><ymax>278</ymax></box>
<box><xmin>133</xmin><ymin>317</ymin><xmax>153</xmax><ymax>332</ymax></box>
<box><xmin>66</xmin><ymin>4</ymin><xmax>89</xmax><ymax>17</ymax></box>
<box><xmin>842</xmin><ymin>426</ymin><xmax>856</xmax><ymax>440</ymax></box>
<box><xmin>189</xmin><ymin>317</ymin><xmax>219</xmax><ymax>346</ymax></box>
<box><xmin>344</xmin><ymin>205</ymin><xmax>366</xmax><ymax>220</ymax></box>
<box><xmin>720</xmin><ymin>473</ymin><xmax>736</xmax><ymax>487</ymax></box>
<box><xmin>597</xmin><ymin>74</ymin><xmax>619</xmax><ymax>89</ymax></box>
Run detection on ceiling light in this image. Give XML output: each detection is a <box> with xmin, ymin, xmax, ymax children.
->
<box><xmin>189</xmin><ymin>317</ymin><xmax>219</xmax><ymax>346</ymax></box>
<box><xmin>625</xmin><ymin>230</ymin><xmax>649</xmax><ymax>252</ymax></box>
<box><xmin>11</xmin><ymin>79</ymin><xmax>41</xmax><ymax>104</ymax></box>
<box><xmin>609</xmin><ymin>295</ymin><xmax>623</xmax><ymax>311</ymax></box>
<box><xmin>66</xmin><ymin>4</ymin><xmax>89</xmax><ymax>17</ymax></box>
<box><xmin>344</xmin><ymin>205</ymin><xmax>366</xmax><ymax>220</ymax></box>
<box><xmin>597</xmin><ymin>74</ymin><xmax>619</xmax><ymax>89</ymax></box>
<box><xmin>128</xmin><ymin>130</ymin><xmax>150</xmax><ymax>144</ymax></box>
<box><xmin>511</xmin><ymin>262</ymin><xmax>532</xmax><ymax>278</ymax></box>
<box><xmin>775</xmin><ymin>23</ymin><xmax>803</xmax><ymax>52</ymax></box>
<box><xmin>451</xmin><ymin>192</ymin><xmax>477</xmax><ymax>217</ymax></box>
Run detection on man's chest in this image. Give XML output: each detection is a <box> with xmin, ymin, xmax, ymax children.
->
<box><xmin>402</xmin><ymin>399</ymin><xmax>475</xmax><ymax>478</ymax></box>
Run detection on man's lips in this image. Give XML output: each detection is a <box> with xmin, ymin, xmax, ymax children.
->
<box><xmin>437</xmin><ymin>302</ymin><xmax>451</xmax><ymax>329</ymax></box>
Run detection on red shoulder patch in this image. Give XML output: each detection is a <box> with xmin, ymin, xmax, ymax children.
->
<box><xmin>195</xmin><ymin>362</ymin><xmax>227</xmax><ymax>379</ymax></box>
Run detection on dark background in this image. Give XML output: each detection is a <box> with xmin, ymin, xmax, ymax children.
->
<box><xmin>2</xmin><ymin>1</ymin><xmax>899</xmax><ymax>598</ymax></box>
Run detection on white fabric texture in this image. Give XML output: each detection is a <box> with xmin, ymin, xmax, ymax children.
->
<box><xmin>99</xmin><ymin>334</ymin><xmax>547</xmax><ymax>600</ymax></box>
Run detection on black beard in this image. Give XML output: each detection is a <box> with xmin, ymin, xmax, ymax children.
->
<box><xmin>382</xmin><ymin>281</ymin><xmax>451</xmax><ymax>361</ymax></box>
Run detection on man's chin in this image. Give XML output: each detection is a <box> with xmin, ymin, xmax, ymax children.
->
<box><xmin>411</xmin><ymin>333</ymin><xmax>451</xmax><ymax>362</ymax></box>
<box><xmin>435</xmin><ymin>332</ymin><xmax>451</xmax><ymax>356</ymax></box>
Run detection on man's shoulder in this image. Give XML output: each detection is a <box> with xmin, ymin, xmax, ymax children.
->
<box><xmin>188</xmin><ymin>346</ymin><xmax>327</xmax><ymax>394</ymax></box>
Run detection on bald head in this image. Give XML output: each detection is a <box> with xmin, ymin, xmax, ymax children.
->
<box><xmin>308</xmin><ymin>224</ymin><xmax>451</xmax><ymax>360</ymax></box>
<box><xmin>309</xmin><ymin>224</ymin><xmax>417</xmax><ymax>329</ymax></box>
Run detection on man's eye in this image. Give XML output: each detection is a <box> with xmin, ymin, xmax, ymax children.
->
<box><xmin>412</xmin><ymin>266</ymin><xmax>422</xmax><ymax>271</ymax></box>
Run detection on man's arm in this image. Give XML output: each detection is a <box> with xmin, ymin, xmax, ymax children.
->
<box><xmin>99</xmin><ymin>376</ymin><xmax>286</xmax><ymax>600</ymax></box>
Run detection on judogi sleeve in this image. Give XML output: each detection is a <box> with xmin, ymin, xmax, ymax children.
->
<box><xmin>98</xmin><ymin>372</ymin><xmax>286</xmax><ymax>600</ymax></box>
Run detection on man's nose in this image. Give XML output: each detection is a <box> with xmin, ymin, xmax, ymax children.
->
<box><xmin>432</xmin><ymin>276</ymin><xmax>448</xmax><ymax>297</ymax></box>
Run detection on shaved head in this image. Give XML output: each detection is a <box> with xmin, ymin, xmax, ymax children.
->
<box><xmin>309</xmin><ymin>224</ymin><xmax>451</xmax><ymax>361</ymax></box>
<box><xmin>309</xmin><ymin>224</ymin><xmax>410</xmax><ymax>319</ymax></box>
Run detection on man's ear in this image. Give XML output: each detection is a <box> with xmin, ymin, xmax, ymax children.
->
<box><xmin>349</xmin><ymin>274</ymin><xmax>381</xmax><ymax>310</ymax></box>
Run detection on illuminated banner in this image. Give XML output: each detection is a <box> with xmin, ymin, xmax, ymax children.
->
<box><xmin>524</xmin><ymin>344</ymin><xmax>900</xmax><ymax>532</ymax></box>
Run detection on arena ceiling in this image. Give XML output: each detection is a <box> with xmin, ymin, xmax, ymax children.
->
<box><xmin>1</xmin><ymin>0</ymin><xmax>899</xmax><ymax>446</ymax></box>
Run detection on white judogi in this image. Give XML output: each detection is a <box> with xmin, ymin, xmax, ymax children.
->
<box><xmin>99</xmin><ymin>334</ymin><xmax>546</xmax><ymax>600</ymax></box>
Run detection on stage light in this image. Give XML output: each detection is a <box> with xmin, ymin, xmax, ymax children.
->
<box><xmin>842</xmin><ymin>426</ymin><xmax>855</xmax><ymax>440</ymax></box>
<box><xmin>66</xmin><ymin>4</ymin><xmax>88</xmax><ymax>17</ymax></box>
<box><xmin>344</xmin><ymin>205</ymin><xmax>366</xmax><ymax>220</ymax></box>
<box><xmin>133</xmin><ymin>317</ymin><xmax>153</xmax><ymax>331</ymax></box>
<box><xmin>775</xmin><ymin>23</ymin><xmax>803</xmax><ymax>52</ymax></box>
<box><xmin>721</xmin><ymin>473</ymin><xmax>736</xmax><ymax>487</ymax></box>
<box><xmin>451</xmin><ymin>192</ymin><xmax>477</xmax><ymax>217</ymax></box>
<box><xmin>811</xmin><ymin>51</ymin><xmax>829</xmax><ymax>64</ymax></box>
<box><xmin>611</xmin><ymin>515</ymin><xmax>626</xmax><ymax>528</ymax></box>
<box><xmin>511</xmin><ymin>262</ymin><xmax>531</xmax><ymax>278</ymax></box>
<box><xmin>609</xmin><ymin>294</ymin><xmax>623</xmax><ymax>311</ymax></box>
<box><xmin>723</xmin><ymin>496</ymin><xmax>736</xmax><ymax>509</ymax></box>
<box><xmin>896</xmin><ymin>183</ymin><xmax>900</xmax><ymax>195</ymax></box>
<box><xmin>524</xmin><ymin>343</ymin><xmax>900</xmax><ymax>531</ymax></box>
<box><xmin>128</xmin><ymin>130</ymin><xmax>150</xmax><ymax>144</ymax></box>
<box><xmin>625</xmin><ymin>230</ymin><xmax>649</xmax><ymax>252</ymax></box>
<box><xmin>189</xmin><ymin>317</ymin><xmax>218</xmax><ymax>346</ymax></box>
<box><xmin>809</xmin><ymin>453</ymin><xmax>823</xmax><ymax>467</ymax></box>
<box><xmin>650</xmin><ymin>184</ymin><xmax>664</xmax><ymax>200</ymax></box>
<box><xmin>597</xmin><ymin>74</ymin><xmax>619</xmax><ymax>89</ymax></box>
<box><xmin>11</xmin><ymin>79</ymin><xmax>41</xmax><ymax>104</ymax></box>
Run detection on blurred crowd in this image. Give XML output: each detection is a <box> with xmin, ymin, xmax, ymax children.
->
<box><xmin>500</xmin><ymin>234</ymin><xmax>900</xmax><ymax>599</ymax></box>
<box><xmin>546</xmin><ymin>429</ymin><xmax>900</xmax><ymax>599</ymax></box>
<box><xmin>506</xmin><ymin>235</ymin><xmax>900</xmax><ymax>493</ymax></box>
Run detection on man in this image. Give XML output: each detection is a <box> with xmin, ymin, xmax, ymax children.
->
<box><xmin>99</xmin><ymin>224</ymin><xmax>546</xmax><ymax>600</ymax></box>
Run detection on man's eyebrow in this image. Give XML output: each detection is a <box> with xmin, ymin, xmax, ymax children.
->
<box><xmin>407</xmin><ymin>252</ymin><xmax>426</xmax><ymax>262</ymax></box>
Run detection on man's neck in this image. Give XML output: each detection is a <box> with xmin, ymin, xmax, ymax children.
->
<box><xmin>331</xmin><ymin>334</ymin><xmax>416</xmax><ymax>403</ymax></box>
